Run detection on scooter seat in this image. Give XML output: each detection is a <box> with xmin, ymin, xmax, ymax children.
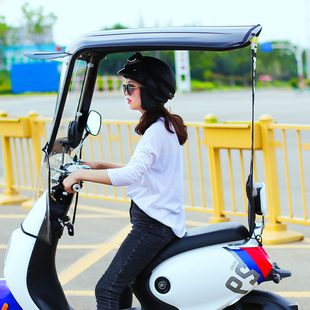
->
<box><xmin>139</xmin><ymin>222</ymin><xmax>248</xmax><ymax>278</ymax></box>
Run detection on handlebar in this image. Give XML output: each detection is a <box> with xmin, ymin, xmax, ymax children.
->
<box><xmin>51</xmin><ymin>162</ymin><xmax>90</xmax><ymax>194</ymax></box>
<box><xmin>72</xmin><ymin>183</ymin><xmax>82</xmax><ymax>192</ymax></box>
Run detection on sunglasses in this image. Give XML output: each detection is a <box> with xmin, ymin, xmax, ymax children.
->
<box><xmin>122</xmin><ymin>83</ymin><xmax>143</xmax><ymax>96</ymax></box>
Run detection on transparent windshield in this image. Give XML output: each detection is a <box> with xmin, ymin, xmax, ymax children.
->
<box><xmin>33</xmin><ymin>58</ymin><xmax>87</xmax><ymax>243</ymax></box>
<box><xmin>56</xmin><ymin>59</ymin><xmax>88</xmax><ymax>142</ymax></box>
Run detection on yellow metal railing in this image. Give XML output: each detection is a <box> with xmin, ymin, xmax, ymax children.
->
<box><xmin>0</xmin><ymin>112</ymin><xmax>308</xmax><ymax>243</ymax></box>
<box><xmin>0</xmin><ymin>112</ymin><xmax>47</xmax><ymax>204</ymax></box>
<box><xmin>267</xmin><ymin>122</ymin><xmax>310</xmax><ymax>224</ymax></box>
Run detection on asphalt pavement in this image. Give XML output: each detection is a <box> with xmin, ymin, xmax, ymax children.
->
<box><xmin>0</xmin><ymin>197</ymin><xmax>309</xmax><ymax>310</ymax></box>
<box><xmin>0</xmin><ymin>88</ymin><xmax>310</xmax><ymax>124</ymax></box>
<box><xmin>0</xmin><ymin>89</ymin><xmax>309</xmax><ymax>309</ymax></box>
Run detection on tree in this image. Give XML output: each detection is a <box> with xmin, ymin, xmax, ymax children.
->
<box><xmin>257</xmin><ymin>41</ymin><xmax>298</xmax><ymax>81</ymax></box>
<box><xmin>0</xmin><ymin>16</ymin><xmax>10</xmax><ymax>68</ymax></box>
<box><xmin>21</xmin><ymin>2</ymin><xmax>57</xmax><ymax>45</ymax></box>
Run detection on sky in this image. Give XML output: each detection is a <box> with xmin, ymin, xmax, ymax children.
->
<box><xmin>1</xmin><ymin>0</ymin><xmax>310</xmax><ymax>48</ymax></box>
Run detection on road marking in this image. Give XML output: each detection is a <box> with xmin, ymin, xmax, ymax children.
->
<box><xmin>186</xmin><ymin>220</ymin><xmax>210</xmax><ymax>227</ymax></box>
<box><xmin>63</xmin><ymin>289</ymin><xmax>310</xmax><ymax>298</ymax></box>
<box><xmin>274</xmin><ymin>291</ymin><xmax>310</xmax><ymax>298</ymax></box>
<box><xmin>65</xmin><ymin>290</ymin><xmax>94</xmax><ymax>296</ymax></box>
<box><xmin>0</xmin><ymin>204</ymin><xmax>128</xmax><ymax>219</ymax></box>
<box><xmin>78</xmin><ymin>205</ymin><xmax>128</xmax><ymax>216</ymax></box>
<box><xmin>3</xmin><ymin>242</ymin><xmax>310</xmax><ymax>251</ymax></box>
<box><xmin>1</xmin><ymin>228</ymin><xmax>310</xmax><ymax>250</ymax></box>
<box><xmin>0</xmin><ymin>214</ymin><xmax>27</xmax><ymax>219</ymax></box>
<box><xmin>59</xmin><ymin>224</ymin><xmax>131</xmax><ymax>286</ymax></box>
<box><xmin>0</xmin><ymin>213</ymin><xmax>126</xmax><ymax>220</ymax></box>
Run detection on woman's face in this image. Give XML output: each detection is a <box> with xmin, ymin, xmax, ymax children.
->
<box><xmin>124</xmin><ymin>79</ymin><xmax>145</xmax><ymax>114</ymax></box>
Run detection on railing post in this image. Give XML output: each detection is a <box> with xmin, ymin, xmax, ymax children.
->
<box><xmin>28</xmin><ymin>111</ymin><xmax>45</xmax><ymax>177</ymax></box>
<box><xmin>204</xmin><ymin>114</ymin><xmax>230</xmax><ymax>223</ymax></box>
<box><xmin>208</xmin><ymin>146</ymin><xmax>230</xmax><ymax>223</ymax></box>
<box><xmin>21</xmin><ymin>111</ymin><xmax>46</xmax><ymax>209</ymax></box>
<box><xmin>0</xmin><ymin>112</ymin><xmax>28</xmax><ymax>204</ymax></box>
<box><xmin>259</xmin><ymin>114</ymin><xmax>303</xmax><ymax>244</ymax></box>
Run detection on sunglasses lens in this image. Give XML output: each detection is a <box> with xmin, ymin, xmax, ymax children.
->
<box><xmin>127</xmin><ymin>85</ymin><xmax>132</xmax><ymax>95</ymax></box>
<box><xmin>123</xmin><ymin>84</ymin><xmax>133</xmax><ymax>96</ymax></box>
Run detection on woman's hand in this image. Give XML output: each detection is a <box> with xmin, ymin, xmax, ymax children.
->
<box><xmin>62</xmin><ymin>168</ymin><xmax>113</xmax><ymax>193</ymax></box>
<box><xmin>63</xmin><ymin>170</ymin><xmax>82</xmax><ymax>194</ymax></box>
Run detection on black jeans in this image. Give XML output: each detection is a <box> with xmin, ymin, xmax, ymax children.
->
<box><xmin>95</xmin><ymin>201</ymin><xmax>177</xmax><ymax>310</ymax></box>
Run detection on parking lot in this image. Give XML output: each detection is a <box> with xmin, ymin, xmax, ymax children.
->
<box><xmin>0</xmin><ymin>198</ymin><xmax>309</xmax><ymax>309</ymax></box>
<box><xmin>0</xmin><ymin>89</ymin><xmax>310</xmax><ymax>309</ymax></box>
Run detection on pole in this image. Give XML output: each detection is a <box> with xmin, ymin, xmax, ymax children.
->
<box><xmin>271</xmin><ymin>43</ymin><xmax>304</xmax><ymax>84</ymax></box>
<box><xmin>305</xmin><ymin>0</ymin><xmax>310</xmax><ymax>79</ymax></box>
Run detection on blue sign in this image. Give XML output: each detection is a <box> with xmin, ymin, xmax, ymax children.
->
<box><xmin>260</xmin><ymin>42</ymin><xmax>273</xmax><ymax>53</ymax></box>
<box><xmin>10</xmin><ymin>62</ymin><xmax>60</xmax><ymax>94</ymax></box>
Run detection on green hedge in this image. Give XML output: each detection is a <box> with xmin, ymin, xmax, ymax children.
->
<box><xmin>0</xmin><ymin>70</ymin><xmax>11</xmax><ymax>94</ymax></box>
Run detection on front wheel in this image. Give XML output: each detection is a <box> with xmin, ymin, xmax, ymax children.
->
<box><xmin>226</xmin><ymin>290</ymin><xmax>299</xmax><ymax>310</ymax></box>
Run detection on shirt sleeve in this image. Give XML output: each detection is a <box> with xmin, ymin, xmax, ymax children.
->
<box><xmin>107</xmin><ymin>148</ymin><xmax>155</xmax><ymax>186</ymax></box>
<box><xmin>107</xmin><ymin>124</ymin><xmax>161</xmax><ymax>186</ymax></box>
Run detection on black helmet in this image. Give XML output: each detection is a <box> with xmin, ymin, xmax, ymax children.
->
<box><xmin>118</xmin><ymin>52</ymin><xmax>176</xmax><ymax>110</ymax></box>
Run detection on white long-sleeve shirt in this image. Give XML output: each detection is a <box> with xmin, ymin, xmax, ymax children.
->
<box><xmin>107</xmin><ymin>118</ymin><xmax>186</xmax><ymax>237</ymax></box>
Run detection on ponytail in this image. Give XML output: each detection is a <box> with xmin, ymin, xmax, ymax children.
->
<box><xmin>135</xmin><ymin>106</ymin><xmax>188</xmax><ymax>145</ymax></box>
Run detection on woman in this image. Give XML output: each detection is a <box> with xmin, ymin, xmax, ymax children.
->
<box><xmin>63</xmin><ymin>52</ymin><xmax>188</xmax><ymax>310</ymax></box>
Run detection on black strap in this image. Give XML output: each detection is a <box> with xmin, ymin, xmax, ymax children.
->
<box><xmin>246</xmin><ymin>37</ymin><xmax>258</xmax><ymax>237</ymax></box>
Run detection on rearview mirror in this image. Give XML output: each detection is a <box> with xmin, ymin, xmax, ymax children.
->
<box><xmin>86</xmin><ymin>110</ymin><xmax>101</xmax><ymax>136</ymax></box>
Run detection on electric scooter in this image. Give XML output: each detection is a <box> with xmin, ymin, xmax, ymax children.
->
<box><xmin>0</xmin><ymin>111</ymin><xmax>299</xmax><ymax>310</ymax></box>
<box><xmin>0</xmin><ymin>25</ymin><xmax>300</xmax><ymax>309</ymax></box>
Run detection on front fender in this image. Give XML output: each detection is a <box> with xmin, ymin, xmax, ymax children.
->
<box><xmin>236</xmin><ymin>290</ymin><xmax>298</xmax><ymax>310</ymax></box>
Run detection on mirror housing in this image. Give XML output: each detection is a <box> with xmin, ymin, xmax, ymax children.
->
<box><xmin>253</xmin><ymin>182</ymin><xmax>267</xmax><ymax>216</ymax></box>
<box><xmin>86</xmin><ymin>110</ymin><xmax>101</xmax><ymax>136</ymax></box>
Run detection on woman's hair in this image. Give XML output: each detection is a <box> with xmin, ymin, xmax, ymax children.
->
<box><xmin>135</xmin><ymin>106</ymin><xmax>188</xmax><ymax>145</ymax></box>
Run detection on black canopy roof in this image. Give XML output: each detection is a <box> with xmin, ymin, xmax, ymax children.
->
<box><xmin>25</xmin><ymin>25</ymin><xmax>262</xmax><ymax>60</ymax></box>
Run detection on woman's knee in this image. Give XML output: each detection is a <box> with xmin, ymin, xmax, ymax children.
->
<box><xmin>95</xmin><ymin>280</ymin><xmax>107</xmax><ymax>299</ymax></box>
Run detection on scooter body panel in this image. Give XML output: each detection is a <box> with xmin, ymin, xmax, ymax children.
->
<box><xmin>0</xmin><ymin>278</ymin><xmax>22</xmax><ymax>309</ymax></box>
<box><xmin>131</xmin><ymin>240</ymin><xmax>273</xmax><ymax>310</ymax></box>
<box><xmin>3</xmin><ymin>193</ymin><xmax>48</xmax><ymax>310</ymax></box>
<box><xmin>21</xmin><ymin>192</ymin><xmax>47</xmax><ymax>235</ymax></box>
<box><xmin>4</xmin><ymin>229</ymin><xmax>38</xmax><ymax>310</ymax></box>
<box><xmin>151</xmin><ymin>244</ymin><xmax>239</xmax><ymax>309</ymax></box>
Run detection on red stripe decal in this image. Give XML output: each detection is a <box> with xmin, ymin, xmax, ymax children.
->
<box><xmin>240</xmin><ymin>247</ymin><xmax>272</xmax><ymax>278</ymax></box>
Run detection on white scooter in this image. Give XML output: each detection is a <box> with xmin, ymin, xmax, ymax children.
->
<box><xmin>0</xmin><ymin>25</ymin><xmax>300</xmax><ymax>309</ymax></box>
<box><xmin>0</xmin><ymin>109</ymin><xmax>299</xmax><ymax>310</ymax></box>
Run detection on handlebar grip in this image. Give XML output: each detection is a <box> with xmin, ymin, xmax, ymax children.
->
<box><xmin>72</xmin><ymin>183</ymin><xmax>82</xmax><ymax>192</ymax></box>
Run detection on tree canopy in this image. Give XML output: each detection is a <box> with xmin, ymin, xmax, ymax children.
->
<box><xmin>0</xmin><ymin>16</ymin><xmax>10</xmax><ymax>68</ymax></box>
<box><xmin>21</xmin><ymin>2</ymin><xmax>57</xmax><ymax>45</ymax></box>
<box><xmin>0</xmin><ymin>17</ymin><xmax>306</xmax><ymax>90</ymax></box>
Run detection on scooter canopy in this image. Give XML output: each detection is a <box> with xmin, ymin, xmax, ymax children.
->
<box><xmin>24</xmin><ymin>25</ymin><xmax>262</xmax><ymax>156</ymax></box>
<box><xmin>24</xmin><ymin>25</ymin><xmax>263</xmax><ymax>244</ymax></box>
<box><xmin>25</xmin><ymin>25</ymin><xmax>262</xmax><ymax>61</ymax></box>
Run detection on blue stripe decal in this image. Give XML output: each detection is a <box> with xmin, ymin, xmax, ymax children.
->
<box><xmin>230</xmin><ymin>249</ymin><xmax>265</xmax><ymax>284</ymax></box>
